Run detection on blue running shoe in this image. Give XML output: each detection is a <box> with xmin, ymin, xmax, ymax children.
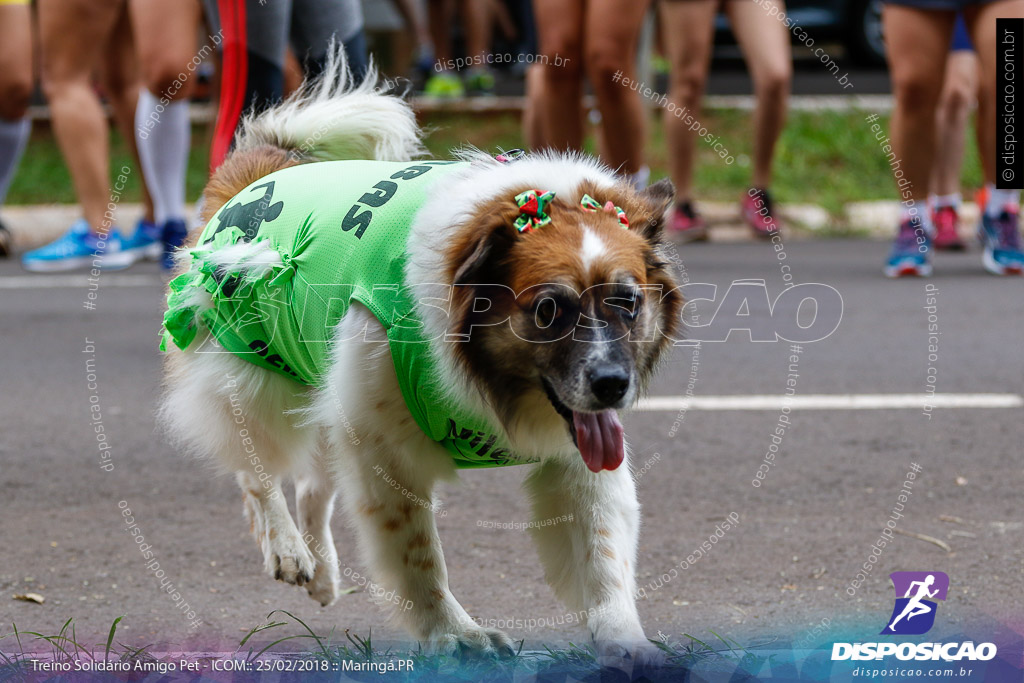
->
<box><xmin>884</xmin><ymin>217</ymin><xmax>932</xmax><ymax>277</ymax></box>
<box><xmin>978</xmin><ymin>205</ymin><xmax>1023</xmax><ymax>275</ymax></box>
<box><xmin>122</xmin><ymin>218</ymin><xmax>162</xmax><ymax>261</ymax></box>
<box><xmin>161</xmin><ymin>217</ymin><xmax>189</xmax><ymax>270</ymax></box>
<box><xmin>21</xmin><ymin>219</ymin><xmax>135</xmax><ymax>272</ymax></box>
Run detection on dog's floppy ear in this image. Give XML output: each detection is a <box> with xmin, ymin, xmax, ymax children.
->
<box><xmin>451</xmin><ymin>209</ymin><xmax>520</xmax><ymax>286</ymax></box>
<box><xmin>634</xmin><ymin>178</ymin><xmax>675</xmax><ymax>243</ymax></box>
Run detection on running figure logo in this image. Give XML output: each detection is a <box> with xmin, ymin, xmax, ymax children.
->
<box><xmin>881</xmin><ymin>571</ymin><xmax>949</xmax><ymax>635</ymax></box>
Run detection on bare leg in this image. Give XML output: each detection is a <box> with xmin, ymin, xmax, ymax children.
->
<box><xmin>390</xmin><ymin>0</ymin><xmax>433</xmax><ymax>55</ymax></box>
<box><xmin>130</xmin><ymin>0</ymin><xmax>201</xmax><ymax>100</ymax></box>
<box><xmin>523</xmin><ymin>64</ymin><xmax>548</xmax><ymax>147</ymax></box>
<box><xmin>0</xmin><ymin>3</ymin><xmax>33</xmax><ymax>123</ymax></box>
<box><xmin>0</xmin><ymin>2</ymin><xmax>34</xmax><ymax>232</ymax></box>
<box><xmin>487</xmin><ymin>0</ymin><xmax>516</xmax><ymax>41</ymax></box>
<box><xmin>659</xmin><ymin>0</ymin><xmax>717</xmax><ymax>202</ymax></box>
<box><xmin>533</xmin><ymin>0</ymin><xmax>584</xmax><ymax>151</ymax></box>
<box><xmin>965</xmin><ymin>0</ymin><xmax>1024</xmax><ymax>186</ymax></box>
<box><xmin>129</xmin><ymin>0</ymin><xmax>201</xmax><ymax>226</ymax></box>
<box><xmin>100</xmin><ymin>3</ymin><xmax>153</xmax><ymax>222</ymax></box>
<box><xmin>38</xmin><ymin>0</ymin><xmax>127</xmax><ymax>233</ymax></box>
<box><xmin>461</xmin><ymin>0</ymin><xmax>490</xmax><ymax>62</ymax></box>
<box><xmin>428</xmin><ymin>0</ymin><xmax>456</xmax><ymax>65</ymax></box>
<box><xmin>584</xmin><ymin>0</ymin><xmax>651</xmax><ymax>175</ymax></box>
<box><xmin>883</xmin><ymin>5</ymin><xmax>955</xmax><ymax>205</ymax></box>
<box><xmin>726</xmin><ymin>0</ymin><xmax>792</xmax><ymax>189</ymax></box>
<box><xmin>930</xmin><ymin>51</ymin><xmax>979</xmax><ymax>196</ymax></box>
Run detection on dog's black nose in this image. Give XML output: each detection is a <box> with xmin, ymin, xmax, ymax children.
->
<box><xmin>589</xmin><ymin>367</ymin><xmax>630</xmax><ymax>406</ymax></box>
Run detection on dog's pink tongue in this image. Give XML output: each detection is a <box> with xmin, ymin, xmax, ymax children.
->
<box><xmin>573</xmin><ymin>410</ymin><xmax>625</xmax><ymax>472</ymax></box>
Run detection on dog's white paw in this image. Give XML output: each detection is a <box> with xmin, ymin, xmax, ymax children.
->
<box><xmin>430</xmin><ymin>625</ymin><xmax>515</xmax><ymax>658</ymax></box>
<box><xmin>304</xmin><ymin>560</ymin><xmax>340</xmax><ymax>606</ymax></box>
<box><xmin>262</xmin><ymin>531</ymin><xmax>317</xmax><ymax>586</ymax></box>
<box><xmin>596</xmin><ymin>640</ymin><xmax>668</xmax><ymax>669</ymax></box>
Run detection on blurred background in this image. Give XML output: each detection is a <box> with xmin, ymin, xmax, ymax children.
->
<box><xmin>3</xmin><ymin>0</ymin><xmax>981</xmax><ymax>251</ymax></box>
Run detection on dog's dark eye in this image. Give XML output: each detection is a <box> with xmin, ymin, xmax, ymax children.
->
<box><xmin>608</xmin><ymin>290</ymin><xmax>643</xmax><ymax>323</ymax></box>
<box><xmin>533</xmin><ymin>297</ymin><xmax>560</xmax><ymax>328</ymax></box>
<box><xmin>622</xmin><ymin>293</ymin><xmax>643</xmax><ymax>322</ymax></box>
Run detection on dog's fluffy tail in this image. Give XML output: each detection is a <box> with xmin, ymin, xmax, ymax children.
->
<box><xmin>201</xmin><ymin>47</ymin><xmax>423</xmax><ymax>223</ymax></box>
<box><xmin>233</xmin><ymin>48</ymin><xmax>422</xmax><ymax>163</ymax></box>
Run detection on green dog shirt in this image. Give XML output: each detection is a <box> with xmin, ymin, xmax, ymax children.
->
<box><xmin>162</xmin><ymin>160</ymin><xmax>530</xmax><ymax>468</ymax></box>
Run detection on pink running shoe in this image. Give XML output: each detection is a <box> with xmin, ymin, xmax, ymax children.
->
<box><xmin>742</xmin><ymin>188</ymin><xmax>782</xmax><ymax>238</ymax></box>
<box><xmin>668</xmin><ymin>202</ymin><xmax>708</xmax><ymax>242</ymax></box>
<box><xmin>931</xmin><ymin>205</ymin><xmax>965</xmax><ymax>251</ymax></box>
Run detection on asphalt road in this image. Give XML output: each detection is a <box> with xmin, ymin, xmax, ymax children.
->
<box><xmin>1</xmin><ymin>238</ymin><xmax>1021</xmax><ymax>656</ymax></box>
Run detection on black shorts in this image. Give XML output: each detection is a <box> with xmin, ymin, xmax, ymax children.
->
<box><xmin>884</xmin><ymin>0</ymin><xmax>999</xmax><ymax>11</ymax></box>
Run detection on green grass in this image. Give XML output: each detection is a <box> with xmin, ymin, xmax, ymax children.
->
<box><xmin>0</xmin><ymin>616</ymin><xmax>160</xmax><ymax>681</ymax></box>
<box><xmin>0</xmin><ymin>613</ymin><xmax>759</xmax><ymax>682</ymax></box>
<box><xmin>8</xmin><ymin>126</ymin><xmax>212</xmax><ymax>206</ymax></box>
<box><xmin>5</xmin><ymin>110</ymin><xmax>986</xmax><ymax>220</ymax></box>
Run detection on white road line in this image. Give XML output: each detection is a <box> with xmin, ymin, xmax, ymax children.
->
<box><xmin>0</xmin><ymin>275</ymin><xmax>162</xmax><ymax>289</ymax></box>
<box><xmin>637</xmin><ymin>394</ymin><xmax>1023</xmax><ymax>411</ymax></box>
<box><xmin>1</xmin><ymin>275</ymin><xmax>1020</xmax><ymax>416</ymax></box>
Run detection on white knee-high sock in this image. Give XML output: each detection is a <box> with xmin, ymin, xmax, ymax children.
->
<box><xmin>0</xmin><ymin>117</ymin><xmax>31</xmax><ymax>206</ymax></box>
<box><xmin>930</xmin><ymin>192</ymin><xmax>961</xmax><ymax>209</ymax></box>
<box><xmin>135</xmin><ymin>90</ymin><xmax>190</xmax><ymax>225</ymax></box>
<box><xmin>901</xmin><ymin>200</ymin><xmax>933</xmax><ymax>234</ymax></box>
<box><xmin>984</xmin><ymin>183</ymin><xmax>1020</xmax><ymax>218</ymax></box>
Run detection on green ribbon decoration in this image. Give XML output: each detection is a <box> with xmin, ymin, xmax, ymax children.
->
<box><xmin>513</xmin><ymin>189</ymin><xmax>556</xmax><ymax>233</ymax></box>
<box><xmin>579</xmin><ymin>194</ymin><xmax>602</xmax><ymax>212</ymax></box>
<box><xmin>160</xmin><ymin>227</ymin><xmax>289</xmax><ymax>352</ymax></box>
<box><xmin>579</xmin><ymin>194</ymin><xmax>629</xmax><ymax>229</ymax></box>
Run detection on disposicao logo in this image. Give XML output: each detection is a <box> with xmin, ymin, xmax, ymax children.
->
<box><xmin>881</xmin><ymin>571</ymin><xmax>948</xmax><ymax>635</ymax></box>
<box><xmin>831</xmin><ymin>572</ymin><xmax>997</xmax><ymax>662</ymax></box>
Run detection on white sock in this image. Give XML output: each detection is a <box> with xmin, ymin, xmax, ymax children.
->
<box><xmin>985</xmin><ymin>184</ymin><xmax>1020</xmax><ymax>218</ymax></box>
<box><xmin>932</xmin><ymin>192</ymin><xmax>961</xmax><ymax>209</ymax></box>
<box><xmin>628</xmin><ymin>165</ymin><xmax>650</xmax><ymax>191</ymax></box>
<box><xmin>135</xmin><ymin>90</ymin><xmax>190</xmax><ymax>225</ymax></box>
<box><xmin>0</xmin><ymin>117</ymin><xmax>30</xmax><ymax>205</ymax></box>
<box><xmin>902</xmin><ymin>201</ymin><xmax>933</xmax><ymax>234</ymax></box>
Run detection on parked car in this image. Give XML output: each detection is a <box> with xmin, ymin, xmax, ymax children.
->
<box><xmin>715</xmin><ymin>0</ymin><xmax>886</xmax><ymax>66</ymax></box>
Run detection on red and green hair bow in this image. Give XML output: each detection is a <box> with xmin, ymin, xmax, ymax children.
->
<box><xmin>513</xmin><ymin>190</ymin><xmax>630</xmax><ymax>233</ymax></box>
<box><xmin>513</xmin><ymin>189</ymin><xmax>556</xmax><ymax>232</ymax></box>
<box><xmin>580</xmin><ymin>193</ymin><xmax>629</xmax><ymax>228</ymax></box>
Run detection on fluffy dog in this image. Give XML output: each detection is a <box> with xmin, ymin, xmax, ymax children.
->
<box><xmin>159</xmin><ymin>53</ymin><xmax>681</xmax><ymax>661</ymax></box>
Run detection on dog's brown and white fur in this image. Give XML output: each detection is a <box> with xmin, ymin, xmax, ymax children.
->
<box><xmin>160</xmin><ymin>53</ymin><xmax>681</xmax><ymax>661</ymax></box>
